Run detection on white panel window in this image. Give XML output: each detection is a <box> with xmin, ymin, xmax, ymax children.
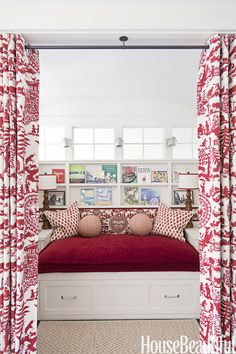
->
<box><xmin>39</xmin><ymin>127</ymin><xmax>65</xmax><ymax>161</ymax></box>
<box><xmin>74</xmin><ymin>128</ymin><xmax>93</xmax><ymax>144</ymax></box>
<box><xmin>123</xmin><ymin>128</ymin><xmax>143</xmax><ymax>143</ymax></box>
<box><xmin>123</xmin><ymin>145</ymin><xmax>143</xmax><ymax>160</ymax></box>
<box><xmin>172</xmin><ymin>128</ymin><xmax>197</xmax><ymax>159</ymax></box>
<box><xmin>144</xmin><ymin>144</ymin><xmax>164</xmax><ymax>159</ymax></box>
<box><xmin>123</xmin><ymin>128</ymin><xmax>164</xmax><ymax>160</ymax></box>
<box><xmin>73</xmin><ymin>128</ymin><xmax>114</xmax><ymax>160</ymax></box>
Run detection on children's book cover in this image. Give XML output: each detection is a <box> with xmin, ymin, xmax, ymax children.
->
<box><xmin>140</xmin><ymin>188</ymin><xmax>160</xmax><ymax>206</ymax></box>
<box><xmin>80</xmin><ymin>188</ymin><xmax>95</xmax><ymax>206</ymax></box>
<box><xmin>69</xmin><ymin>164</ymin><xmax>85</xmax><ymax>183</ymax></box>
<box><xmin>137</xmin><ymin>167</ymin><xmax>151</xmax><ymax>184</ymax></box>
<box><xmin>151</xmin><ymin>165</ymin><xmax>168</xmax><ymax>183</ymax></box>
<box><xmin>122</xmin><ymin>166</ymin><xmax>137</xmax><ymax>183</ymax></box>
<box><xmin>102</xmin><ymin>164</ymin><xmax>117</xmax><ymax>183</ymax></box>
<box><xmin>52</xmin><ymin>168</ymin><xmax>65</xmax><ymax>183</ymax></box>
<box><xmin>124</xmin><ymin>187</ymin><xmax>139</xmax><ymax>205</ymax></box>
<box><xmin>173</xmin><ymin>165</ymin><xmax>187</xmax><ymax>183</ymax></box>
<box><xmin>86</xmin><ymin>165</ymin><xmax>105</xmax><ymax>183</ymax></box>
<box><xmin>96</xmin><ymin>187</ymin><xmax>112</xmax><ymax>205</ymax></box>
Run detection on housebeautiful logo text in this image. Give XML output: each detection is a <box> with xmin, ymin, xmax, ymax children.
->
<box><xmin>140</xmin><ymin>335</ymin><xmax>236</xmax><ymax>354</ymax></box>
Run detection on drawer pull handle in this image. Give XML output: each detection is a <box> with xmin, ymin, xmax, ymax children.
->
<box><xmin>60</xmin><ymin>296</ymin><xmax>77</xmax><ymax>300</ymax></box>
<box><xmin>164</xmin><ymin>295</ymin><xmax>180</xmax><ymax>299</ymax></box>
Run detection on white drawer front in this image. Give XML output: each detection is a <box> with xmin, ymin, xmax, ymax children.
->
<box><xmin>94</xmin><ymin>285</ymin><xmax>147</xmax><ymax>313</ymax></box>
<box><xmin>40</xmin><ymin>282</ymin><xmax>93</xmax><ymax>315</ymax></box>
<box><xmin>149</xmin><ymin>282</ymin><xmax>199</xmax><ymax>314</ymax></box>
<box><xmin>39</xmin><ymin>273</ymin><xmax>200</xmax><ymax>320</ymax></box>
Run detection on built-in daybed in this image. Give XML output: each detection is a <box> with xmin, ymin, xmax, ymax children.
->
<box><xmin>38</xmin><ymin>207</ymin><xmax>200</xmax><ymax>320</ymax></box>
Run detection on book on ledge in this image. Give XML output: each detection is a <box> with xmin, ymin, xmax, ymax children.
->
<box><xmin>102</xmin><ymin>164</ymin><xmax>117</xmax><ymax>183</ymax></box>
<box><xmin>80</xmin><ymin>188</ymin><xmax>95</xmax><ymax>206</ymax></box>
<box><xmin>151</xmin><ymin>165</ymin><xmax>168</xmax><ymax>183</ymax></box>
<box><xmin>69</xmin><ymin>164</ymin><xmax>85</xmax><ymax>183</ymax></box>
<box><xmin>52</xmin><ymin>168</ymin><xmax>65</xmax><ymax>184</ymax></box>
<box><xmin>124</xmin><ymin>186</ymin><xmax>139</xmax><ymax>205</ymax></box>
<box><xmin>122</xmin><ymin>166</ymin><xmax>137</xmax><ymax>183</ymax></box>
<box><xmin>96</xmin><ymin>187</ymin><xmax>112</xmax><ymax>205</ymax></box>
<box><xmin>140</xmin><ymin>188</ymin><xmax>160</xmax><ymax>206</ymax></box>
<box><xmin>137</xmin><ymin>167</ymin><xmax>151</xmax><ymax>184</ymax></box>
<box><xmin>86</xmin><ymin>165</ymin><xmax>105</xmax><ymax>184</ymax></box>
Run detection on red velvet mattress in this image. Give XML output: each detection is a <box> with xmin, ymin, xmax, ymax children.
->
<box><xmin>39</xmin><ymin>234</ymin><xmax>199</xmax><ymax>273</ymax></box>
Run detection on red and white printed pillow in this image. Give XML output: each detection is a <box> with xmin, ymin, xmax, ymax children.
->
<box><xmin>152</xmin><ymin>203</ymin><xmax>193</xmax><ymax>242</ymax></box>
<box><xmin>44</xmin><ymin>202</ymin><xmax>80</xmax><ymax>242</ymax></box>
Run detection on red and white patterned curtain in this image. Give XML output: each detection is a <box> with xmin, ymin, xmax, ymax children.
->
<box><xmin>198</xmin><ymin>34</ymin><xmax>236</xmax><ymax>353</ymax></box>
<box><xmin>0</xmin><ymin>34</ymin><xmax>39</xmax><ymax>353</ymax></box>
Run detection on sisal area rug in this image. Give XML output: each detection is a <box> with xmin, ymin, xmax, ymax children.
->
<box><xmin>37</xmin><ymin>319</ymin><xmax>199</xmax><ymax>354</ymax></box>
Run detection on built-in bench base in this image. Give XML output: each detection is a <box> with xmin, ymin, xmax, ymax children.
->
<box><xmin>38</xmin><ymin>271</ymin><xmax>200</xmax><ymax>320</ymax></box>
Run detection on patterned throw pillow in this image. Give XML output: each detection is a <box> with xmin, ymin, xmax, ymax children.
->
<box><xmin>80</xmin><ymin>208</ymin><xmax>157</xmax><ymax>234</ymax></box>
<box><xmin>152</xmin><ymin>203</ymin><xmax>193</xmax><ymax>242</ymax></box>
<box><xmin>44</xmin><ymin>202</ymin><xmax>80</xmax><ymax>241</ymax></box>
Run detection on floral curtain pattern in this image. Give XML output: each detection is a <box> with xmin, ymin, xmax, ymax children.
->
<box><xmin>0</xmin><ymin>34</ymin><xmax>39</xmax><ymax>353</ymax></box>
<box><xmin>198</xmin><ymin>34</ymin><xmax>236</xmax><ymax>353</ymax></box>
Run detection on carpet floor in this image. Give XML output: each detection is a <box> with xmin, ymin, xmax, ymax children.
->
<box><xmin>37</xmin><ymin>319</ymin><xmax>199</xmax><ymax>354</ymax></box>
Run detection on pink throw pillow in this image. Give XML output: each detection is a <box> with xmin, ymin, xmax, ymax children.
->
<box><xmin>78</xmin><ymin>215</ymin><xmax>102</xmax><ymax>237</ymax></box>
<box><xmin>152</xmin><ymin>203</ymin><xmax>193</xmax><ymax>242</ymax></box>
<box><xmin>44</xmin><ymin>202</ymin><xmax>80</xmax><ymax>242</ymax></box>
<box><xmin>129</xmin><ymin>214</ymin><xmax>153</xmax><ymax>235</ymax></box>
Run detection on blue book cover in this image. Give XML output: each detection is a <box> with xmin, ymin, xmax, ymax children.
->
<box><xmin>96</xmin><ymin>187</ymin><xmax>112</xmax><ymax>205</ymax></box>
<box><xmin>140</xmin><ymin>188</ymin><xmax>160</xmax><ymax>206</ymax></box>
<box><xmin>80</xmin><ymin>189</ymin><xmax>95</xmax><ymax>206</ymax></box>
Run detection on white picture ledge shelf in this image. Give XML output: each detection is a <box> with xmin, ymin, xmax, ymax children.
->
<box><xmin>39</xmin><ymin>160</ymin><xmax>198</xmax><ymax>209</ymax></box>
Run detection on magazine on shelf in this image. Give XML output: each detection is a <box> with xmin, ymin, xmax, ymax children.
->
<box><xmin>137</xmin><ymin>167</ymin><xmax>151</xmax><ymax>184</ymax></box>
<box><xmin>96</xmin><ymin>187</ymin><xmax>112</xmax><ymax>205</ymax></box>
<box><xmin>69</xmin><ymin>164</ymin><xmax>85</xmax><ymax>183</ymax></box>
<box><xmin>151</xmin><ymin>165</ymin><xmax>168</xmax><ymax>183</ymax></box>
<box><xmin>102</xmin><ymin>164</ymin><xmax>117</xmax><ymax>183</ymax></box>
<box><xmin>172</xmin><ymin>165</ymin><xmax>188</xmax><ymax>183</ymax></box>
<box><xmin>80</xmin><ymin>188</ymin><xmax>95</xmax><ymax>206</ymax></box>
<box><xmin>140</xmin><ymin>188</ymin><xmax>160</xmax><ymax>206</ymax></box>
<box><xmin>124</xmin><ymin>187</ymin><xmax>139</xmax><ymax>205</ymax></box>
<box><xmin>52</xmin><ymin>168</ymin><xmax>65</xmax><ymax>184</ymax></box>
<box><xmin>86</xmin><ymin>165</ymin><xmax>105</xmax><ymax>183</ymax></box>
<box><xmin>122</xmin><ymin>166</ymin><xmax>137</xmax><ymax>183</ymax></box>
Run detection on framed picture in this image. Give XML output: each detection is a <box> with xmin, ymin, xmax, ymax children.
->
<box><xmin>173</xmin><ymin>190</ymin><xmax>194</xmax><ymax>206</ymax></box>
<box><xmin>48</xmin><ymin>191</ymin><xmax>66</xmax><ymax>207</ymax></box>
<box><xmin>192</xmin><ymin>208</ymin><xmax>199</xmax><ymax>221</ymax></box>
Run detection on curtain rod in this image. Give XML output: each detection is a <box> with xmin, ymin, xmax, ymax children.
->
<box><xmin>25</xmin><ymin>44</ymin><xmax>208</xmax><ymax>50</ymax></box>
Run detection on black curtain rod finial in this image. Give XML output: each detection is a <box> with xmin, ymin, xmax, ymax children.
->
<box><xmin>119</xmin><ymin>36</ymin><xmax>128</xmax><ymax>42</ymax></box>
<box><xmin>119</xmin><ymin>36</ymin><xmax>128</xmax><ymax>50</ymax></box>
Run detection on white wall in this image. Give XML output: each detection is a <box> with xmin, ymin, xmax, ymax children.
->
<box><xmin>2</xmin><ymin>1</ymin><xmax>234</xmax><ymax>155</ymax></box>
<box><xmin>39</xmin><ymin>48</ymin><xmax>199</xmax><ymax>146</ymax></box>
